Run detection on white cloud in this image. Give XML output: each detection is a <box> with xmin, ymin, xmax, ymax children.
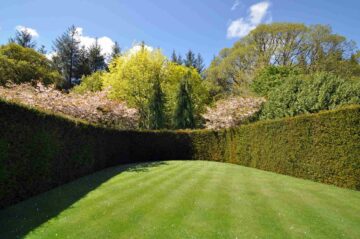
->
<box><xmin>46</xmin><ymin>51</ymin><xmax>57</xmax><ymax>60</ymax></box>
<box><xmin>227</xmin><ymin>19</ymin><xmax>255</xmax><ymax>39</ymax></box>
<box><xmin>227</xmin><ymin>1</ymin><xmax>271</xmax><ymax>39</ymax></box>
<box><xmin>15</xmin><ymin>25</ymin><xmax>39</xmax><ymax>37</ymax></box>
<box><xmin>249</xmin><ymin>1</ymin><xmax>270</xmax><ymax>25</ymax></box>
<box><xmin>127</xmin><ymin>44</ymin><xmax>154</xmax><ymax>56</ymax></box>
<box><xmin>46</xmin><ymin>27</ymin><xmax>116</xmax><ymax>61</ymax></box>
<box><xmin>231</xmin><ymin>0</ymin><xmax>241</xmax><ymax>11</ymax></box>
<box><xmin>75</xmin><ymin>27</ymin><xmax>115</xmax><ymax>57</ymax></box>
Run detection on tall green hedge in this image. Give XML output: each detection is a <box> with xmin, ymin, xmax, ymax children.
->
<box><xmin>0</xmin><ymin>98</ymin><xmax>359</xmax><ymax>208</ymax></box>
<box><xmin>189</xmin><ymin>106</ymin><xmax>360</xmax><ymax>190</ymax></box>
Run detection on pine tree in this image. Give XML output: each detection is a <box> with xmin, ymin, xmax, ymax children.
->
<box><xmin>38</xmin><ymin>45</ymin><xmax>47</xmax><ymax>54</ymax></box>
<box><xmin>173</xmin><ymin>74</ymin><xmax>195</xmax><ymax>129</ymax></box>
<box><xmin>171</xmin><ymin>50</ymin><xmax>178</xmax><ymax>63</ymax></box>
<box><xmin>149</xmin><ymin>76</ymin><xmax>166</xmax><ymax>129</ymax></box>
<box><xmin>75</xmin><ymin>46</ymin><xmax>91</xmax><ymax>79</ymax></box>
<box><xmin>88</xmin><ymin>39</ymin><xmax>106</xmax><ymax>73</ymax></box>
<box><xmin>171</xmin><ymin>50</ymin><xmax>183</xmax><ymax>65</ymax></box>
<box><xmin>52</xmin><ymin>25</ymin><xmax>81</xmax><ymax>89</ymax></box>
<box><xmin>9</xmin><ymin>29</ymin><xmax>36</xmax><ymax>48</ymax></box>
<box><xmin>195</xmin><ymin>53</ymin><xmax>204</xmax><ymax>74</ymax></box>
<box><xmin>184</xmin><ymin>50</ymin><xmax>196</xmax><ymax>68</ymax></box>
<box><xmin>111</xmin><ymin>41</ymin><xmax>121</xmax><ymax>60</ymax></box>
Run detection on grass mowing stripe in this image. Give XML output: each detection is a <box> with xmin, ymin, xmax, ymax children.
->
<box><xmin>23</xmin><ymin>162</ymin><xmax>188</xmax><ymax>239</ymax></box>
<box><xmin>67</xmin><ymin>162</ymin><xmax>178</xmax><ymax>203</ymax></box>
<box><xmin>131</xmin><ymin>161</ymin><xmax>213</xmax><ymax>239</ymax></box>
<box><xmin>239</xmin><ymin>167</ymin><xmax>290</xmax><ymax>238</ymax></box>
<box><xmin>106</xmin><ymin>162</ymin><xmax>204</xmax><ymax>238</ymax></box>
<box><xmin>286</xmin><ymin>185</ymin><xmax>360</xmax><ymax>238</ymax></box>
<box><xmin>273</xmin><ymin>174</ymin><xmax>360</xmax><ymax>238</ymax></box>
<box><xmin>0</xmin><ymin>162</ymin><xmax>176</xmax><ymax>238</ymax></box>
<box><xmin>171</xmin><ymin>161</ymin><xmax>232</xmax><ymax>239</ymax></box>
<box><xmin>251</xmin><ymin>171</ymin><xmax>357</xmax><ymax>239</ymax></box>
<box><xmin>48</xmin><ymin>162</ymin><xmax>197</xmax><ymax>239</ymax></box>
<box><xmin>69</xmin><ymin>163</ymin><xmax>180</xmax><ymax>208</ymax></box>
<box><xmin>2</xmin><ymin>161</ymin><xmax>359</xmax><ymax>239</ymax></box>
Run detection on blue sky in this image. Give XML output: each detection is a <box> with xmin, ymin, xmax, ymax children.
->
<box><xmin>1</xmin><ymin>0</ymin><xmax>359</xmax><ymax>65</ymax></box>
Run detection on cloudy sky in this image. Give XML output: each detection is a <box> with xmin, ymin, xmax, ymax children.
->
<box><xmin>0</xmin><ymin>0</ymin><xmax>359</xmax><ymax>65</ymax></box>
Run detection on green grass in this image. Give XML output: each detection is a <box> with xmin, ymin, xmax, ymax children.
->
<box><xmin>1</xmin><ymin>161</ymin><xmax>360</xmax><ymax>239</ymax></box>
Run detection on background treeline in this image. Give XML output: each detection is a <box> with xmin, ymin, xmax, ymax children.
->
<box><xmin>1</xmin><ymin>99</ymin><xmax>358</xmax><ymax>208</ymax></box>
<box><xmin>0</xmin><ymin>23</ymin><xmax>359</xmax><ymax>129</ymax></box>
<box><xmin>206</xmin><ymin>23</ymin><xmax>360</xmax><ymax>119</ymax></box>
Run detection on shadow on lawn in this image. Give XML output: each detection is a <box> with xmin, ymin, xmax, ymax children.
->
<box><xmin>0</xmin><ymin>161</ymin><xmax>168</xmax><ymax>239</ymax></box>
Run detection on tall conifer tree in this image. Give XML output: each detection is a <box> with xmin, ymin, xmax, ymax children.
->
<box><xmin>173</xmin><ymin>74</ymin><xmax>195</xmax><ymax>129</ymax></box>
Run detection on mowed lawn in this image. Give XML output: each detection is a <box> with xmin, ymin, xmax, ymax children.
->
<box><xmin>1</xmin><ymin>161</ymin><xmax>360</xmax><ymax>239</ymax></box>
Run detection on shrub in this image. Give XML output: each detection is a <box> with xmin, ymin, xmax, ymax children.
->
<box><xmin>251</xmin><ymin>66</ymin><xmax>299</xmax><ymax>97</ymax></box>
<box><xmin>73</xmin><ymin>71</ymin><xmax>104</xmax><ymax>94</ymax></box>
<box><xmin>0</xmin><ymin>43</ymin><xmax>61</xmax><ymax>85</ymax></box>
<box><xmin>260</xmin><ymin>73</ymin><xmax>360</xmax><ymax>119</ymax></box>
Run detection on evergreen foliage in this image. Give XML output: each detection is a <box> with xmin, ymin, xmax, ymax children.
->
<box><xmin>173</xmin><ymin>75</ymin><xmax>195</xmax><ymax>129</ymax></box>
<box><xmin>171</xmin><ymin>50</ymin><xmax>183</xmax><ymax>65</ymax></box>
<box><xmin>52</xmin><ymin>25</ymin><xmax>81</xmax><ymax>89</ymax></box>
<box><xmin>9</xmin><ymin>29</ymin><xmax>36</xmax><ymax>49</ymax></box>
<box><xmin>110</xmin><ymin>41</ymin><xmax>121</xmax><ymax>60</ymax></box>
<box><xmin>149</xmin><ymin>76</ymin><xmax>166</xmax><ymax>129</ymax></box>
<box><xmin>88</xmin><ymin>39</ymin><xmax>106</xmax><ymax>73</ymax></box>
<box><xmin>184</xmin><ymin>50</ymin><xmax>196</xmax><ymax>68</ymax></box>
<box><xmin>75</xmin><ymin>46</ymin><xmax>91</xmax><ymax>79</ymax></box>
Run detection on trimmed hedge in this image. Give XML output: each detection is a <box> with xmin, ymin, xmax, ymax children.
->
<box><xmin>0</xmin><ymin>99</ymin><xmax>359</xmax><ymax>208</ymax></box>
<box><xmin>189</xmin><ymin>106</ymin><xmax>360</xmax><ymax>190</ymax></box>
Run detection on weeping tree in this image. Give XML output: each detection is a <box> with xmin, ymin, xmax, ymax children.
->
<box><xmin>149</xmin><ymin>75</ymin><xmax>166</xmax><ymax>129</ymax></box>
<box><xmin>173</xmin><ymin>74</ymin><xmax>195</xmax><ymax>129</ymax></box>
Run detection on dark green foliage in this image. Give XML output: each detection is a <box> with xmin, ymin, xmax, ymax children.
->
<box><xmin>173</xmin><ymin>77</ymin><xmax>195</xmax><ymax>129</ymax></box>
<box><xmin>184</xmin><ymin>50</ymin><xmax>196</xmax><ymax>68</ymax></box>
<box><xmin>194</xmin><ymin>53</ymin><xmax>204</xmax><ymax>74</ymax></box>
<box><xmin>75</xmin><ymin>46</ymin><xmax>91</xmax><ymax>79</ymax></box>
<box><xmin>88</xmin><ymin>40</ymin><xmax>106</xmax><ymax>73</ymax></box>
<box><xmin>260</xmin><ymin>73</ymin><xmax>360</xmax><ymax>119</ymax></box>
<box><xmin>0</xmin><ymin>43</ymin><xmax>61</xmax><ymax>86</ymax></box>
<box><xmin>171</xmin><ymin>50</ymin><xmax>183</xmax><ymax>65</ymax></box>
<box><xmin>0</xmin><ymin>98</ymin><xmax>358</xmax><ymax>208</ymax></box>
<box><xmin>251</xmin><ymin>66</ymin><xmax>299</xmax><ymax>96</ymax></box>
<box><xmin>52</xmin><ymin>25</ymin><xmax>81</xmax><ymax>89</ymax></box>
<box><xmin>149</xmin><ymin>78</ymin><xmax>166</xmax><ymax>129</ymax></box>
<box><xmin>9</xmin><ymin>29</ymin><xmax>36</xmax><ymax>49</ymax></box>
<box><xmin>110</xmin><ymin>41</ymin><xmax>121</xmax><ymax>60</ymax></box>
<box><xmin>0</xmin><ymin>99</ymin><xmax>191</xmax><ymax>208</ymax></box>
<box><xmin>184</xmin><ymin>50</ymin><xmax>204</xmax><ymax>74</ymax></box>
<box><xmin>189</xmin><ymin>105</ymin><xmax>360</xmax><ymax>190</ymax></box>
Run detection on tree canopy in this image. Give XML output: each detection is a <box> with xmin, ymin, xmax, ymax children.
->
<box><xmin>206</xmin><ymin>23</ymin><xmax>360</xmax><ymax>95</ymax></box>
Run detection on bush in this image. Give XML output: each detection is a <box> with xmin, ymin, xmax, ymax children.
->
<box><xmin>0</xmin><ymin>98</ymin><xmax>359</xmax><ymax>208</ymax></box>
<box><xmin>251</xmin><ymin>66</ymin><xmax>299</xmax><ymax>97</ymax></box>
<box><xmin>0</xmin><ymin>43</ymin><xmax>61</xmax><ymax>85</ymax></box>
<box><xmin>260</xmin><ymin>73</ymin><xmax>360</xmax><ymax>119</ymax></box>
<box><xmin>73</xmin><ymin>71</ymin><xmax>104</xmax><ymax>94</ymax></box>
